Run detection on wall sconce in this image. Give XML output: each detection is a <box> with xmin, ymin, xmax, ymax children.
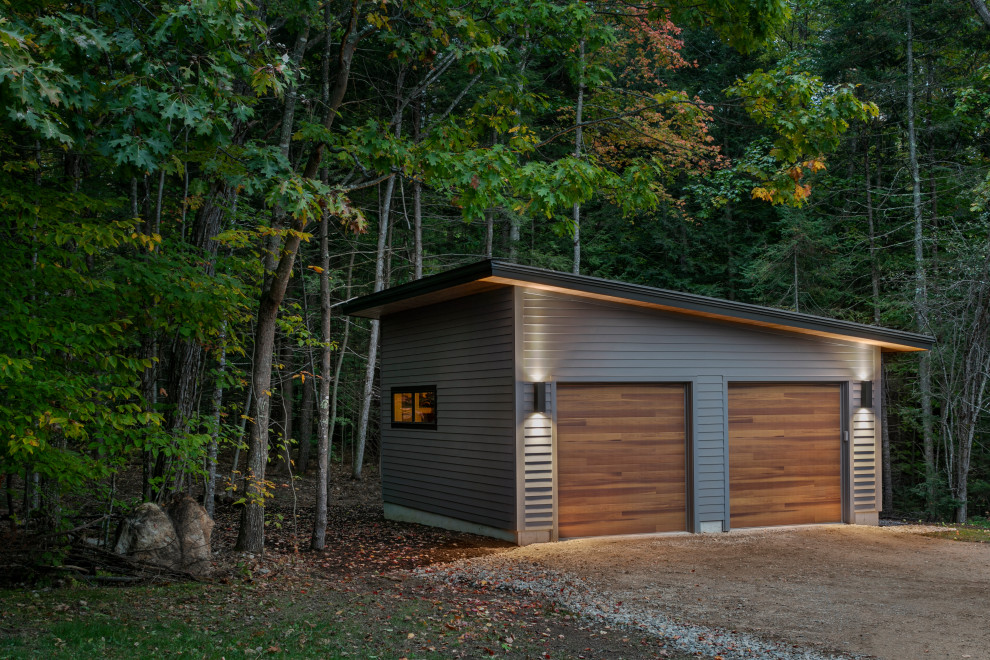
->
<box><xmin>859</xmin><ymin>381</ymin><xmax>873</xmax><ymax>409</ymax></box>
<box><xmin>533</xmin><ymin>382</ymin><xmax>548</xmax><ymax>413</ymax></box>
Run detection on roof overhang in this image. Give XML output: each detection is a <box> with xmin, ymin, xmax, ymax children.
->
<box><xmin>341</xmin><ymin>260</ymin><xmax>933</xmax><ymax>353</ymax></box>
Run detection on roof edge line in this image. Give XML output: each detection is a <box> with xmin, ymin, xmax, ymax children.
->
<box><xmin>487</xmin><ymin>261</ymin><xmax>933</xmax><ymax>350</ymax></box>
<box><xmin>343</xmin><ymin>259</ymin><xmax>934</xmax><ymax>351</ymax></box>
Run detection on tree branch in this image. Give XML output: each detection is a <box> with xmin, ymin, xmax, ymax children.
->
<box><xmin>969</xmin><ymin>0</ymin><xmax>990</xmax><ymax>28</ymax></box>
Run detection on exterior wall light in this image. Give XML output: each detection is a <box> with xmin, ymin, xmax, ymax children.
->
<box><xmin>534</xmin><ymin>382</ymin><xmax>548</xmax><ymax>413</ymax></box>
<box><xmin>860</xmin><ymin>381</ymin><xmax>873</xmax><ymax>409</ymax></box>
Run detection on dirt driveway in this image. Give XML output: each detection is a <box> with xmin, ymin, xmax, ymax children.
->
<box><xmin>502</xmin><ymin>525</ymin><xmax>990</xmax><ymax>659</ymax></box>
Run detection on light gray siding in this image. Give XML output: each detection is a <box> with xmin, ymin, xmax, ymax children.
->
<box><xmin>381</xmin><ymin>288</ymin><xmax>516</xmax><ymax>530</ymax></box>
<box><xmin>518</xmin><ymin>289</ymin><xmax>880</xmax><ymax>532</ymax></box>
<box><xmin>694</xmin><ymin>375</ymin><xmax>725</xmax><ymax>530</ymax></box>
<box><xmin>851</xmin><ymin>380</ymin><xmax>879</xmax><ymax>512</ymax></box>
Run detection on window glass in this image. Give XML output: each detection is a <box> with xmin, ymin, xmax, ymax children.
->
<box><xmin>391</xmin><ymin>387</ymin><xmax>436</xmax><ymax>427</ymax></box>
<box><xmin>393</xmin><ymin>392</ymin><xmax>414</xmax><ymax>423</ymax></box>
<box><xmin>415</xmin><ymin>391</ymin><xmax>436</xmax><ymax>423</ymax></box>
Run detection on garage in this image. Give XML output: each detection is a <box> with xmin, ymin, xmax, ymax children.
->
<box><xmin>557</xmin><ymin>383</ymin><xmax>687</xmax><ymax>537</ymax></box>
<box><xmin>345</xmin><ymin>259</ymin><xmax>932</xmax><ymax>544</ymax></box>
<box><xmin>728</xmin><ymin>382</ymin><xmax>842</xmax><ymax>528</ymax></box>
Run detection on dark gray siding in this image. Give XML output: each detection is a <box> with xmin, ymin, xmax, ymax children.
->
<box><xmin>381</xmin><ymin>288</ymin><xmax>516</xmax><ymax>529</ymax></box>
<box><xmin>518</xmin><ymin>289</ymin><xmax>879</xmax><ymax>532</ymax></box>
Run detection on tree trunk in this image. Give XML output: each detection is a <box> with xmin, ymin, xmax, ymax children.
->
<box><xmin>310</xmin><ymin>211</ymin><xmax>335</xmax><ymax>550</ymax></box>
<box><xmin>353</xmin><ymin>176</ymin><xmax>395</xmax><ymax>480</ymax></box>
<box><xmin>572</xmin><ymin>38</ymin><xmax>585</xmax><ymax>275</ymax></box>
<box><xmin>154</xmin><ymin>187</ymin><xmax>229</xmax><ymax>500</ymax></box>
<box><xmin>275</xmin><ymin>338</ymin><xmax>295</xmax><ymax>475</ymax></box>
<box><xmin>864</xmin><ymin>131</ymin><xmax>893</xmax><ymax>513</ymax></box>
<box><xmin>235</xmin><ymin>228</ymin><xmax>306</xmax><ymax>552</ymax></box>
<box><xmin>140</xmin><ymin>333</ymin><xmax>159</xmax><ymax>501</ymax></box>
<box><xmin>508</xmin><ymin>28</ymin><xmax>530</xmax><ymax>264</ymax></box>
<box><xmin>484</xmin><ymin>209</ymin><xmax>494</xmax><ymax>259</ymax></box>
<box><xmin>297</xmin><ymin>371</ymin><xmax>314</xmax><ymax>475</ymax></box>
<box><xmin>229</xmin><ymin>382</ymin><xmax>252</xmax><ymax>481</ymax></box>
<box><xmin>413</xmin><ymin>101</ymin><xmax>425</xmax><ymax>279</ymax></box>
<box><xmin>905</xmin><ymin>3</ymin><xmax>936</xmax><ymax>514</ymax></box>
<box><xmin>792</xmin><ymin>249</ymin><xmax>800</xmax><ymax>313</ymax></box>
<box><xmin>328</xmin><ymin>254</ymin><xmax>355</xmax><ymax>474</ymax></box>
<box><xmin>968</xmin><ymin>0</ymin><xmax>990</xmax><ymax>29</ymax></box>
<box><xmin>205</xmin><ymin>322</ymin><xmax>227</xmax><ymax>519</ymax></box>
<box><xmin>311</xmin><ymin>1</ymin><xmax>345</xmax><ymax>550</ymax></box>
<box><xmin>236</xmin><ymin>3</ymin><xmax>363</xmax><ymax>552</ymax></box>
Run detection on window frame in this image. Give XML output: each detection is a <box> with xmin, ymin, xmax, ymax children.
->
<box><xmin>389</xmin><ymin>385</ymin><xmax>438</xmax><ymax>429</ymax></box>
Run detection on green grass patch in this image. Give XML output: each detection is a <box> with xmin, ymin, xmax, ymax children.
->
<box><xmin>0</xmin><ymin>584</ymin><xmax>449</xmax><ymax>659</ymax></box>
<box><xmin>0</xmin><ymin>578</ymin><xmax>692</xmax><ymax>659</ymax></box>
<box><xmin>922</xmin><ymin>527</ymin><xmax>990</xmax><ymax>543</ymax></box>
<box><xmin>965</xmin><ymin>516</ymin><xmax>990</xmax><ymax>530</ymax></box>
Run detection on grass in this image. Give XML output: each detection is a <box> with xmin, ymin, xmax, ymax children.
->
<box><xmin>2</xmin><ymin>584</ymin><xmax>457</xmax><ymax>659</ymax></box>
<box><xmin>0</xmin><ymin>576</ymin><xmax>693</xmax><ymax>659</ymax></box>
<box><xmin>965</xmin><ymin>515</ymin><xmax>990</xmax><ymax>530</ymax></box>
<box><xmin>4</xmin><ymin>585</ymin><xmax>443</xmax><ymax>659</ymax></box>
<box><xmin>922</xmin><ymin>526</ymin><xmax>990</xmax><ymax>543</ymax></box>
<box><xmin>920</xmin><ymin>516</ymin><xmax>990</xmax><ymax>543</ymax></box>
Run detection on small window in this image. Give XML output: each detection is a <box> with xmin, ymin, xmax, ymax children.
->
<box><xmin>391</xmin><ymin>386</ymin><xmax>437</xmax><ymax>428</ymax></box>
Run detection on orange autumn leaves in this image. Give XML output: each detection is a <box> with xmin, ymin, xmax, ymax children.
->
<box><xmin>560</xmin><ymin>9</ymin><xmax>723</xmax><ymax>211</ymax></box>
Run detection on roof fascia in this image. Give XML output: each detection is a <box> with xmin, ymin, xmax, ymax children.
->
<box><xmin>343</xmin><ymin>259</ymin><xmax>933</xmax><ymax>352</ymax></box>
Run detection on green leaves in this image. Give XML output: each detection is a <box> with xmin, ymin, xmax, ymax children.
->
<box><xmin>666</xmin><ymin>0</ymin><xmax>791</xmax><ymax>54</ymax></box>
<box><xmin>731</xmin><ymin>65</ymin><xmax>878</xmax><ymax>163</ymax></box>
<box><xmin>729</xmin><ymin>64</ymin><xmax>879</xmax><ymax>205</ymax></box>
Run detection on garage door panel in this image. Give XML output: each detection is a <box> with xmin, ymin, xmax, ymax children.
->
<box><xmin>560</xmin><ymin>515</ymin><xmax>686</xmax><ymax>539</ymax></box>
<box><xmin>560</xmin><ymin>473</ymin><xmax>688</xmax><ymax>494</ymax></box>
<box><xmin>729</xmin><ymin>383</ymin><xmax>842</xmax><ymax>528</ymax></box>
<box><xmin>558</xmin><ymin>383</ymin><xmax>687</xmax><ymax>537</ymax></box>
<box><xmin>560</xmin><ymin>447</ymin><xmax>685</xmax><ymax>465</ymax></box>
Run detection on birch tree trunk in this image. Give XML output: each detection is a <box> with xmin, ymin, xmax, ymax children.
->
<box><xmin>905</xmin><ymin>3</ymin><xmax>937</xmax><ymax>514</ymax></box>
<box><xmin>508</xmin><ymin>27</ymin><xmax>530</xmax><ymax>263</ymax></box>
<box><xmin>572</xmin><ymin>38</ymin><xmax>585</xmax><ymax>275</ymax></box>
<box><xmin>311</xmin><ymin>206</ymin><xmax>334</xmax><ymax>550</ymax></box>
<box><xmin>311</xmin><ymin>3</ymin><xmax>339</xmax><ymax>549</ymax></box>
<box><xmin>353</xmin><ymin>176</ymin><xmax>394</xmax><ymax>479</ymax></box>
<box><xmin>328</xmin><ymin>254</ymin><xmax>355</xmax><ymax>476</ymax></box>
<box><xmin>413</xmin><ymin>101</ymin><xmax>425</xmax><ymax>279</ymax></box>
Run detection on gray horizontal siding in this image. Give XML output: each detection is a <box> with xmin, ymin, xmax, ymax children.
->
<box><xmin>851</xmin><ymin>381</ymin><xmax>879</xmax><ymax>512</ymax></box>
<box><xmin>520</xmin><ymin>379</ymin><xmax>553</xmax><ymax>529</ymax></box>
<box><xmin>381</xmin><ymin>288</ymin><xmax>516</xmax><ymax>530</ymax></box>
<box><xmin>524</xmin><ymin>296</ymin><xmax>873</xmax><ymax>381</ymax></box>
<box><xmin>521</xmin><ymin>289</ymin><xmax>880</xmax><ymax>530</ymax></box>
<box><xmin>694</xmin><ymin>375</ymin><xmax>725</xmax><ymax>528</ymax></box>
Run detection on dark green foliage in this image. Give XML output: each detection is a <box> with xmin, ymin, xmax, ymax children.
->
<box><xmin>4</xmin><ymin>0</ymin><xmax>990</xmax><ymax>549</ymax></box>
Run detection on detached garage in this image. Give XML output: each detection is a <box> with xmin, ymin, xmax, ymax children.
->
<box><xmin>342</xmin><ymin>260</ymin><xmax>932</xmax><ymax>545</ymax></box>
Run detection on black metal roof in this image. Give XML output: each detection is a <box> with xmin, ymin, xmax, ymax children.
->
<box><xmin>341</xmin><ymin>260</ymin><xmax>933</xmax><ymax>352</ymax></box>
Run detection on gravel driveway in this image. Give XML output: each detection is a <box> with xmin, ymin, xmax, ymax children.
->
<box><xmin>422</xmin><ymin>524</ymin><xmax>990</xmax><ymax>659</ymax></box>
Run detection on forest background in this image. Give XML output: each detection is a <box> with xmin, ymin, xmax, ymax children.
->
<box><xmin>3</xmin><ymin>0</ymin><xmax>990</xmax><ymax>557</ymax></box>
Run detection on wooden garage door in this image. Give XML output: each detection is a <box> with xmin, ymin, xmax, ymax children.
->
<box><xmin>729</xmin><ymin>383</ymin><xmax>842</xmax><ymax>528</ymax></box>
<box><xmin>557</xmin><ymin>383</ymin><xmax>687</xmax><ymax>537</ymax></box>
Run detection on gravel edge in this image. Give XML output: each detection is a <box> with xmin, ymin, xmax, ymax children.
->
<box><xmin>414</xmin><ymin>556</ymin><xmax>863</xmax><ymax>660</ymax></box>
